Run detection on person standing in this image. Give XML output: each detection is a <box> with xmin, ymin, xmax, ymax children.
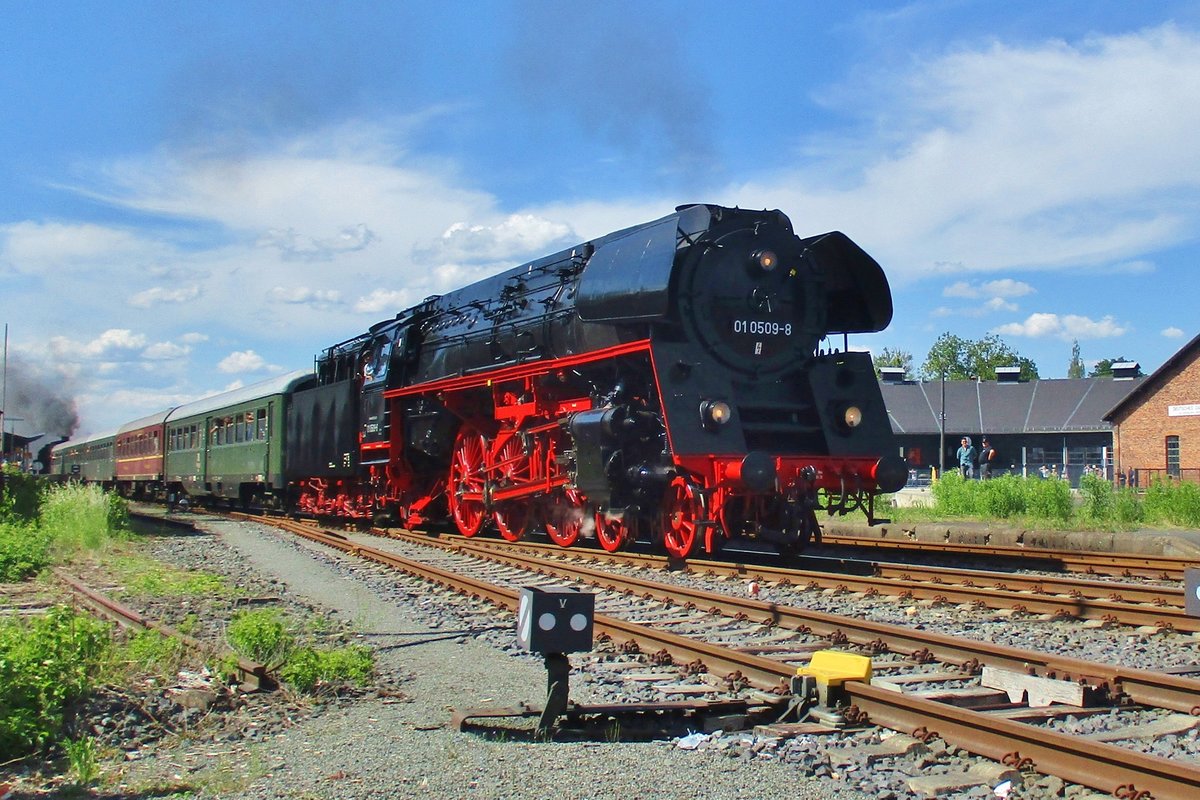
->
<box><xmin>956</xmin><ymin>436</ymin><xmax>977</xmax><ymax>479</ymax></box>
<box><xmin>978</xmin><ymin>437</ymin><xmax>996</xmax><ymax>479</ymax></box>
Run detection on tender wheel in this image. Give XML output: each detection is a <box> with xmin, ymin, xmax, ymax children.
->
<box><xmin>448</xmin><ymin>428</ymin><xmax>487</xmax><ymax>537</ymax></box>
<box><xmin>661</xmin><ymin>476</ymin><xmax>703</xmax><ymax>559</ymax></box>
<box><xmin>544</xmin><ymin>489</ymin><xmax>585</xmax><ymax>548</ymax></box>
<box><xmin>595</xmin><ymin>508</ymin><xmax>634</xmax><ymax>552</ymax></box>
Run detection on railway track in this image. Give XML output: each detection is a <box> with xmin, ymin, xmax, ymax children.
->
<box><xmin>53</xmin><ymin>568</ymin><xmax>271</xmax><ymax>690</ymax></box>
<box><xmin>816</xmin><ymin>532</ymin><xmax>1199</xmax><ymax>580</ymax></box>
<box><xmin>397</xmin><ymin>532</ymin><xmax>1196</xmax><ymax>632</ymax></box>
<box><xmin>230</xmin><ymin>513</ymin><xmax>1200</xmax><ymax>800</ymax></box>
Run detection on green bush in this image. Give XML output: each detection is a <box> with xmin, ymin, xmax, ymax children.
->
<box><xmin>930</xmin><ymin>471</ymin><xmax>976</xmax><ymax>515</ymax></box>
<box><xmin>1113</xmin><ymin>487</ymin><xmax>1144</xmax><ymax>525</ymax></box>
<box><xmin>1142</xmin><ymin>479</ymin><xmax>1200</xmax><ymax>527</ymax></box>
<box><xmin>0</xmin><ymin>606</ymin><xmax>111</xmax><ymax>759</ymax></box>
<box><xmin>1079</xmin><ymin>473</ymin><xmax>1114</xmax><ymax>521</ymax></box>
<box><xmin>977</xmin><ymin>474</ymin><xmax>1026</xmax><ymax>518</ymax></box>
<box><xmin>0</xmin><ymin>469</ymin><xmax>44</xmax><ymax>523</ymax></box>
<box><xmin>1025</xmin><ymin>477</ymin><xmax>1073</xmax><ymax>521</ymax></box>
<box><xmin>0</xmin><ymin>521</ymin><xmax>53</xmax><ymax>581</ymax></box>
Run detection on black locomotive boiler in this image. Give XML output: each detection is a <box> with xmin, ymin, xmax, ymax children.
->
<box><xmin>287</xmin><ymin>203</ymin><xmax>906</xmax><ymax>557</ymax></box>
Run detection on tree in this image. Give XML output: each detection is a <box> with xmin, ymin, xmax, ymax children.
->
<box><xmin>920</xmin><ymin>332</ymin><xmax>1039</xmax><ymax>381</ymax></box>
<box><xmin>1090</xmin><ymin>357</ymin><xmax>1142</xmax><ymax>378</ymax></box>
<box><xmin>1067</xmin><ymin>339</ymin><xmax>1085</xmax><ymax>379</ymax></box>
<box><xmin>872</xmin><ymin>347</ymin><xmax>913</xmax><ymax>379</ymax></box>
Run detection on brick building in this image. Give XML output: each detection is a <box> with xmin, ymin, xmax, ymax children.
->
<box><xmin>1105</xmin><ymin>333</ymin><xmax>1200</xmax><ymax>485</ymax></box>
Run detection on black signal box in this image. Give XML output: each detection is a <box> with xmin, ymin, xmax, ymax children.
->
<box><xmin>516</xmin><ymin>586</ymin><xmax>595</xmax><ymax>654</ymax></box>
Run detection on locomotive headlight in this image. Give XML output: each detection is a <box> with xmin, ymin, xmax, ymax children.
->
<box><xmin>750</xmin><ymin>249</ymin><xmax>778</xmax><ymax>272</ymax></box>
<box><xmin>701</xmin><ymin>400</ymin><xmax>732</xmax><ymax>428</ymax></box>
<box><xmin>842</xmin><ymin>405</ymin><xmax>863</xmax><ymax>429</ymax></box>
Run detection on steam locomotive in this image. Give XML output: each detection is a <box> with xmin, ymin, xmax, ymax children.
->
<box><xmin>54</xmin><ymin>204</ymin><xmax>905</xmax><ymax>558</ymax></box>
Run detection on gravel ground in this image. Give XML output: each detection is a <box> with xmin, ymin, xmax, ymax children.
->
<box><xmin>54</xmin><ymin>512</ymin><xmax>1195</xmax><ymax>800</ymax></box>
<box><xmin>112</xmin><ymin>517</ymin><xmax>880</xmax><ymax>800</ymax></box>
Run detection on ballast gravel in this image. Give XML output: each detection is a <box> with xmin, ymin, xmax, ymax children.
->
<box><xmin>121</xmin><ymin>517</ymin><xmax>877</xmax><ymax>800</ymax></box>
<box><xmin>112</xmin><ymin>514</ymin><xmax>1200</xmax><ymax>800</ymax></box>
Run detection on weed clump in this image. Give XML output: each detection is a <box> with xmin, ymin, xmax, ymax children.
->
<box><xmin>224</xmin><ymin>608</ymin><xmax>374</xmax><ymax>694</ymax></box>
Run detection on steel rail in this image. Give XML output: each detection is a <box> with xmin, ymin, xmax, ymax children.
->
<box><xmin>816</xmin><ymin>533</ymin><xmax>1197</xmax><ymax>580</ymax></box>
<box><xmin>845</xmin><ymin>681</ymin><xmax>1200</xmax><ymax>800</ymax></box>
<box><xmin>266</xmin><ymin>517</ymin><xmax>1200</xmax><ymax>800</ymax></box>
<box><xmin>54</xmin><ymin>569</ymin><xmax>270</xmax><ymax>690</ymax></box>
<box><xmin>394</xmin><ymin>532</ymin><xmax>1188</xmax><ymax>621</ymax></box>
<box><xmin>436</xmin><ymin>537</ymin><xmax>1200</xmax><ymax>715</ymax></box>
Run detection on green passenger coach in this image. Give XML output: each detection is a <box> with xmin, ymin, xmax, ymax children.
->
<box><xmin>165</xmin><ymin>371</ymin><xmax>314</xmax><ymax>507</ymax></box>
<box><xmin>51</xmin><ymin>431</ymin><xmax>117</xmax><ymax>484</ymax></box>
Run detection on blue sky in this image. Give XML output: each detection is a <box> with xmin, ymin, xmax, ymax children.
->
<box><xmin>3</xmin><ymin>1</ymin><xmax>1200</xmax><ymax>440</ymax></box>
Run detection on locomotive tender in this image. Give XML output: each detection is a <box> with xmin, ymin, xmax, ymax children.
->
<box><xmin>54</xmin><ymin>204</ymin><xmax>905</xmax><ymax>558</ymax></box>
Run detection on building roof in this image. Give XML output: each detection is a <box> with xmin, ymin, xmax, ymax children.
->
<box><xmin>1104</xmin><ymin>332</ymin><xmax>1200</xmax><ymax>422</ymax></box>
<box><xmin>880</xmin><ymin>376</ymin><xmax>1146</xmax><ymax>436</ymax></box>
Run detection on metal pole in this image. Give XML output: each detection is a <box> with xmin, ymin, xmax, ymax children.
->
<box><xmin>1</xmin><ymin>323</ymin><xmax>6</xmax><ymax>462</ymax></box>
<box><xmin>938</xmin><ymin>371</ymin><xmax>946</xmax><ymax>477</ymax></box>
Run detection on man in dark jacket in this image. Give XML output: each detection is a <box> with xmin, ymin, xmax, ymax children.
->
<box><xmin>978</xmin><ymin>437</ymin><xmax>996</xmax><ymax>479</ymax></box>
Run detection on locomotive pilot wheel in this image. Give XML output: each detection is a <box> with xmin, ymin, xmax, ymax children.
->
<box><xmin>595</xmin><ymin>508</ymin><xmax>635</xmax><ymax>552</ymax></box>
<box><xmin>661</xmin><ymin>476</ymin><xmax>703</xmax><ymax>559</ymax></box>
<box><xmin>543</xmin><ymin>488</ymin><xmax>586</xmax><ymax>548</ymax></box>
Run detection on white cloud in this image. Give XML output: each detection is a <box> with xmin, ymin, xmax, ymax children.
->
<box><xmin>354</xmin><ymin>288</ymin><xmax>414</xmax><ymax>314</ymax></box>
<box><xmin>258</xmin><ymin>223</ymin><xmax>379</xmax><ymax>261</ymax></box>
<box><xmin>218</xmin><ymin>350</ymin><xmax>271</xmax><ymax>374</ymax></box>
<box><xmin>141</xmin><ymin>341</ymin><xmax>191</xmax><ymax>360</ymax></box>
<box><xmin>0</xmin><ymin>221</ymin><xmax>162</xmax><ymax>271</ymax></box>
<box><xmin>416</xmin><ymin>214</ymin><xmax>574</xmax><ymax>264</ymax></box>
<box><xmin>994</xmin><ymin>313</ymin><xmax>1127</xmax><ymax>340</ymax></box>
<box><xmin>47</xmin><ymin>329</ymin><xmax>149</xmax><ymax>361</ymax></box>
<box><xmin>268</xmin><ymin>286</ymin><xmax>344</xmax><ymax>306</ymax></box>
<box><xmin>128</xmin><ymin>284</ymin><xmax>201</xmax><ymax>309</ymax></box>
<box><xmin>740</xmin><ymin>24</ymin><xmax>1200</xmax><ymax>279</ymax></box>
<box><xmin>943</xmin><ymin>279</ymin><xmax>1034</xmax><ymax>300</ymax></box>
<box><xmin>1162</xmin><ymin>326</ymin><xmax>1185</xmax><ymax>338</ymax></box>
<box><xmin>983</xmin><ymin>297</ymin><xmax>1018</xmax><ymax>312</ymax></box>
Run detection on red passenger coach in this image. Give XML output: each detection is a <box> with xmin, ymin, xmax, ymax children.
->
<box><xmin>115</xmin><ymin>410</ymin><xmax>172</xmax><ymax>498</ymax></box>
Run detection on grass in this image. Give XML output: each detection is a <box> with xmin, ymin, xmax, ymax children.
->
<box><xmin>105</xmin><ymin>552</ymin><xmax>233</xmax><ymax>599</ymax></box>
<box><xmin>891</xmin><ymin>471</ymin><xmax>1200</xmax><ymax>531</ymax></box>
<box><xmin>224</xmin><ymin>608</ymin><xmax>375</xmax><ymax>694</ymax></box>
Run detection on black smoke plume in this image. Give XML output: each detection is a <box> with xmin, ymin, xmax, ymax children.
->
<box><xmin>3</xmin><ymin>353</ymin><xmax>80</xmax><ymax>440</ymax></box>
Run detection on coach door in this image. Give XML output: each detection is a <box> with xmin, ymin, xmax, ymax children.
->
<box><xmin>203</xmin><ymin>415</ymin><xmax>213</xmax><ymax>493</ymax></box>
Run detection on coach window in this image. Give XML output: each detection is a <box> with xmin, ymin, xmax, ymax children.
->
<box><xmin>235</xmin><ymin>416</ymin><xmax>245</xmax><ymax>443</ymax></box>
<box><xmin>1166</xmin><ymin>435</ymin><xmax>1181</xmax><ymax>478</ymax></box>
<box><xmin>256</xmin><ymin>408</ymin><xmax>268</xmax><ymax>439</ymax></box>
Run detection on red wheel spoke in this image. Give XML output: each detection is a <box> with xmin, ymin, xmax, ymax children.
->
<box><xmin>595</xmin><ymin>508</ymin><xmax>633</xmax><ymax>552</ymax></box>
<box><xmin>492</xmin><ymin>434</ymin><xmax>532</xmax><ymax>541</ymax></box>
<box><xmin>448</xmin><ymin>429</ymin><xmax>486</xmax><ymax>537</ymax></box>
<box><xmin>661</xmin><ymin>476</ymin><xmax>703</xmax><ymax>559</ymax></box>
<box><xmin>544</xmin><ymin>489</ymin><xmax>585</xmax><ymax>548</ymax></box>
